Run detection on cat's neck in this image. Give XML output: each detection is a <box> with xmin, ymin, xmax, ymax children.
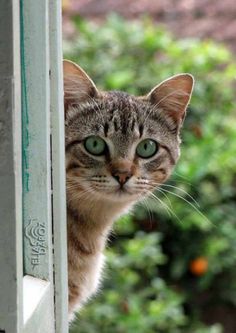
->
<box><xmin>69</xmin><ymin>195</ymin><xmax>130</xmax><ymax>223</ymax></box>
<box><xmin>67</xmin><ymin>196</ymin><xmax>132</xmax><ymax>254</ymax></box>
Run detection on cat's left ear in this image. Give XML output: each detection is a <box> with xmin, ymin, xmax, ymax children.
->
<box><xmin>63</xmin><ymin>60</ymin><xmax>99</xmax><ymax>112</ymax></box>
<box><xmin>147</xmin><ymin>74</ymin><xmax>194</xmax><ymax>129</ymax></box>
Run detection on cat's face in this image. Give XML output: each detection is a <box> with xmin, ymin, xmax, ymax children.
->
<box><xmin>64</xmin><ymin>60</ymin><xmax>194</xmax><ymax>206</ymax></box>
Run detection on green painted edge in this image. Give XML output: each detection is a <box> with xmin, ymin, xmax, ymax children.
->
<box><xmin>20</xmin><ymin>0</ymin><xmax>29</xmax><ymax>193</ymax></box>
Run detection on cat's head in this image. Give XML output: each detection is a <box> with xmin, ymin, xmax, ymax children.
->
<box><xmin>64</xmin><ymin>60</ymin><xmax>194</xmax><ymax>207</ymax></box>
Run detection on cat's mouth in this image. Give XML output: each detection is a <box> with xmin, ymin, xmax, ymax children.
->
<box><xmin>86</xmin><ymin>179</ymin><xmax>142</xmax><ymax>202</ymax></box>
<box><xmin>116</xmin><ymin>186</ymin><xmax>131</xmax><ymax>195</ymax></box>
<box><xmin>105</xmin><ymin>189</ymin><xmax>137</xmax><ymax>203</ymax></box>
<box><xmin>109</xmin><ymin>185</ymin><xmax>141</xmax><ymax>201</ymax></box>
<box><xmin>89</xmin><ymin>185</ymin><xmax>138</xmax><ymax>202</ymax></box>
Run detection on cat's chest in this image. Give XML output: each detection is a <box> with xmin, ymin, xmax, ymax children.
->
<box><xmin>75</xmin><ymin>250</ymin><xmax>105</xmax><ymax>287</ymax></box>
<box><xmin>68</xmin><ymin>245</ymin><xmax>105</xmax><ymax>312</ymax></box>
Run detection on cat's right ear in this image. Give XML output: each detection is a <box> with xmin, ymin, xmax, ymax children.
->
<box><xmin>147</xmin><ymin>74</ymin><xmax>194</xmax><ymax>130</ymax></box>
<box><xmin>63</xmin><ymin>60</ymin><xmax>98</xmax><ymax>114</ymax></box>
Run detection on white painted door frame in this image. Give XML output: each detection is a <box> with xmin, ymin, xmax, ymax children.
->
<box><xmin>0</xmin><ymin>1</ymin><xmax>68</xmax><ymax>332</ymax></box>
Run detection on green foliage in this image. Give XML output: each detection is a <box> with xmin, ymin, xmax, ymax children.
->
<box><xmin>65</xmin><ymin>15</ymin><xmax>236</xmax><ymax>333</ymax></box>
<box><xmin>71</xmin><ymin>231</ymin><xmax>187</xmax><ymax>333</ymax></box>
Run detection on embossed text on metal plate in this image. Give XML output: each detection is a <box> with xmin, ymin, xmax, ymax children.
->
<box><xmin>25</xmin><ymin>218</ymin><xmax>47</xmax><ymax>267</ymax></box>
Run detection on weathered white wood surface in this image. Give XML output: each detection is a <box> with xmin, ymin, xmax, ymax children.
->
<box><xmin>23</xmin><ymin>275</ymin><xmax>50</xmax><ymax>324</ymax></box>
<box><xmin>21</xmin><ymin>0</ymin><xmax>55</xmax><ymax>330</ymax></box>
<box><xmin>21</xmin><ymin>0</ymin><xmax>53</xmax><ymax>282</ymax></box>
<box><xmin>49</xmin><ymin>1</ymin><xmax>69</xmax><ymax>332</ymax></box>
<box><xmin>0</xmin><ymin>0</ymin><xmax>23</xmax><ymax>332</ymax></box>
<box><xmin>0</xmin><ymin>1</ymin><xmax>68</xmax><ymax>331</ymax></box>
<box><xmin>23</xmin><ymin>276</ymin><xmax>54</xmax><ymax>333</ymax></box>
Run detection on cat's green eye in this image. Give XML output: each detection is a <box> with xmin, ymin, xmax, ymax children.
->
<box><xmin>84</xmin><ymin>136</ymin><xmax>106</xmax><ymax>156</ymax></box>
<box><xmin>136</xmin><ymin>139</ymin><xmax>158</xmax><ymax>159</ymax></box>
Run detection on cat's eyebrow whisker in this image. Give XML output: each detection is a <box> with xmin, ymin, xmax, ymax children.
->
<box><xmin>143</xmin><ymin>90</ymin><xmax>177</xmax><ymax>125</ymax></box>
<box><xmin>142</xmin><ymin>103</ymin><xmax>154</xmax><ymax>126</ymax></box>
<box><xmin>82</xmin><ymin>91</ymin><xmax>106</xmax><ymax>122</ymax></box>
<box><xmin>94</xmin><ymin>100</ymin><xmax>106</xmax><ymax>124</ymax></box>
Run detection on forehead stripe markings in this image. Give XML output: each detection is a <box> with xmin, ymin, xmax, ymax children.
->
<box><xmin>104</xmin><ymin>122</ymin><xmax>109</xmax><ymax>136</ymax></box>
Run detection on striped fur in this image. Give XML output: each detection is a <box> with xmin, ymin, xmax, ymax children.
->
<box><xmin>64</xmin><ymin>60</ymin><xmax>194</xmax><ymax>321</ymax></box>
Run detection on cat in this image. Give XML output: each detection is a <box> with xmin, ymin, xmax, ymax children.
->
<box><xmin>63</xmin><ymin>59</ymin><xmax>194</xmax><ymax>321</ymax></box>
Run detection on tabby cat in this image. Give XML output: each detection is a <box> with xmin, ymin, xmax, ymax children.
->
<box><xmin>64</xmin><ymin>60</ymin><xmax>194</xmax><ymax>321</ymax></box>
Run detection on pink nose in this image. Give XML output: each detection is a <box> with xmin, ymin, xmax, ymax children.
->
<box><xmin>110</xmin><ymin>159</ymin><xmax>135</xmax><ymax>186</ymax></box>
<box><xmin>112</xmin><ymin>171</ymin><xmax>132</xmax><ymax>185</ymax></box>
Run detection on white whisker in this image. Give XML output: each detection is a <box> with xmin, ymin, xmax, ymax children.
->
<box><xmin>149</xmin><ymin>181</ymin><xmax>200</xmax><ymax>208</ymax></box>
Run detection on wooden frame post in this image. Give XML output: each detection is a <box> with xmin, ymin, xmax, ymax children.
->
<box><xmin>0</xmin><ymin>0</ymin><xmax>23</xmax><ymax>332</ymax></box>
<box><xmin>0</xmin><ymin>1</ymin><xmax>68</xmax><ymax>332</ymax></box>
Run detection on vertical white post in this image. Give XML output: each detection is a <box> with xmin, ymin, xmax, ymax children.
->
<box><xmin>21</xmin><ymin>0</ymin><xmax>68</xmax><ymax>331</ymax></box>
<box><xmin>21</xmin><ymin>0</ymin><xmax>55</xmax><ymax>331</ymax></box>
<box><xmin>0</xmin><ymin>1</ymin><xmax>68</xmax><ymax>331</ymax></box>
<box><xmin>21</xmin><ymin>0</ymin><xmax>53</xmax><ymax>281</ymax></box>
<box><xmin>49</xmin><ymin>0</ymin><xmax>69</xmax><ymax>332</ymax></box>
<box><xmin>0</xmin><ymin>0</ymin><xmax>23</xmax><ymax>332</ymax></box>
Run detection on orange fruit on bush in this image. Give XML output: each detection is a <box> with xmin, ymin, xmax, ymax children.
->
<box><xmin>189</xmin><ymin>257</ymin><xmax>208</xmax><ymax>276</ymax></box>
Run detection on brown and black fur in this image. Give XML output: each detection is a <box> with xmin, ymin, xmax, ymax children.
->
<box><xmin>63</xmin><ymin>60</ymin><xmax>194</xmax><ymax>321</ymax></box>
